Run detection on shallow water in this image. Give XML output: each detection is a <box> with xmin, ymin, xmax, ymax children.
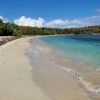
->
<box><xmin>40</xmin><ymin>35</ymin><xmax>100</xmax><ymax>68</ymax></box>
<box><xmin>27</xmin><ymin>40</ymin><xmax>89</xmax><ymax>100</ymax></box>
<box><xmin>38</xmin><ymin>35</ymin><xmax>100</xmax><ymax>91</ymax></box>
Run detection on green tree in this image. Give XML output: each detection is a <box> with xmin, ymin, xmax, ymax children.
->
<box><xmin>0</xmin><ymin>19</ymin><xmax>3</xmax><ymax>24</ymax></box>
<box><xmin>13</xmin><ymin>28</ymin><xmax>22</xmax><ymax>37</ymax></box>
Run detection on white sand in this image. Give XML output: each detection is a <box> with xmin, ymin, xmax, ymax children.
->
<box><xmin>0</xmin><ymin>37</ymin><xmax>50</xmax><ymax>100</ymax></box>
<box><xmin>0</xmin><ymin>37</ymin><xmax>88</xmax><ymax>100</ymax></box>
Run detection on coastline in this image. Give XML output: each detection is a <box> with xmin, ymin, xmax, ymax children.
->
<box><xmin>0</xmin><ymin>37</ymin><xmax>51</xmax><ymax>100</ymax></box>
<box><xmin>0</xmin><ymin>36</ymin><xmax>89</xmax><ymax>100</ymax></box>
<box><xmin>28</xmin><ymin>38</ymin><xmax>89</xmax><ymax>100</ymax></box>
<box><xmin>31</xmin><ymin>37</ymin><xmax>100</xmax><ymax>99</ymax></box>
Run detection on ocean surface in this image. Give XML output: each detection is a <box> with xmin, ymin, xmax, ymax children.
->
<box><xmin>40</xmin><ymin>35</ymin><xmax>100</xmax><ymax>68</ymax></box>
<box><xmin>39</xmin><ymin>35</ymin><xmax>100</xmax><ymax>90</ymax></box>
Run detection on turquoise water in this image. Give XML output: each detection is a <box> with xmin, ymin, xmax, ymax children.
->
<box><xmin>40</xmin><ymin>35</ymin><xmax>100</xmax><ymax>68</ymax></box>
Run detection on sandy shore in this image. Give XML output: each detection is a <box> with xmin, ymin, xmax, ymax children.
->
<box><xmin>0</xmin><ymin>37</ymin><xmax>88</xmax><ymax>100</ymax></box>
<box><xmin>0</xmin><ymin>36</ymin><xmax>16</xmax><ymax>46</ymax></box>
<box><xmin>0</xmin><ymin>37</ymin><xmax>50</xmax><ymax>100</ymax></box>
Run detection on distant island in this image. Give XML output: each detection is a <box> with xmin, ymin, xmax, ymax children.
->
<box><xmin>0</xmin><ymin>18</ymin><xmax>100</xmax><ymax>37</ymax></box>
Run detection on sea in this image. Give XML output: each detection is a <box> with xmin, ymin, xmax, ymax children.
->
<box><xmin>39</xmin><ymin>35</ymin><xmax>100</xmax><ymax>92</ymax></box>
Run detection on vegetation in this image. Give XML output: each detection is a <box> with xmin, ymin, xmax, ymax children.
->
<box><xmin>0</xmin><ymin>19</ymin><xmax>3</xmax><ymax>24</ymax></box>
<box><xmin>0</xmin><ymin>19</ymin><xmax>100</xmax><ymax>37</ymax></box>
<box><xmin>0</xmin><ymin>21</ymin><xmax>21</xmax><ymax>37</ymax></box>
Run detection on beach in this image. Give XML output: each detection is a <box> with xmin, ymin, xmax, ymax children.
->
<box><xmin>0</xmin><ymin>36</ymin><xmax>17</xmax><ymax>46</ymax></box>
<box><xmin>0</xmin><ymin>36</ymin><xmax>91</xmax><ymax>100</ymax></box>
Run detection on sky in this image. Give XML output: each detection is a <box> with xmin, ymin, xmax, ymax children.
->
<box><xmin>0</xmin><ymin>0</ymin><xmax>100</xmax><ymax>28</ymax></box>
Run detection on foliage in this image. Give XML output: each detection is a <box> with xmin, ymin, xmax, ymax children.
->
<box><xmin>0</xmin><ymin>21</ymin><xmax>22</xmax><ymax>37</ymax></box>
<box><xmin>0</xmin><ymin>19</ymin><xmax>3</xmax><ymax>24</ymax></box>
<box><xmin>0</xmin><ymin>18</ymin><xmax>100</xmax><ymax>36</ymax></box>
<box><xmin>0</xmin><ymin>23</ymin><xmax>13</xmax><ymax>36</ymax></box>
<box><xmin>12</xmin><ymin>28</ymin><xmax>22</xmax><ymax>37</ymax></box>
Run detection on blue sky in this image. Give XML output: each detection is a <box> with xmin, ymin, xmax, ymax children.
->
<box><xmin>0</xmin><ymin>0</ymin><xmax>100</xmax><ymax>28</ymax></box>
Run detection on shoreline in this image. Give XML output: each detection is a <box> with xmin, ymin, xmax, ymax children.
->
<box><xmin>31</xmin><ymin>37</ymin><xmax>100</xmax><ymax>99</ymax></box>
<box><xmin>0</xmin><ymin>36</ymin><xmax>99</xmax><ymax>100</ymax></box>
<box><xmin>0</xmin><ymin>36</ymin><xmax>88</xmax><ymax>100</ymax></box>
<box><xmin>0</xmin><ymin>36</ymin><xmax>52</xmax><ymax>100</ymax></box>
<box><xmin>28</xmin><ymin>38</ymin><xmax>89</xmax><ymax>100</ymax></box>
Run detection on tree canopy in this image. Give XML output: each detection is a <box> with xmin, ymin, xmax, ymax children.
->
<box><xmin>0</xmin><ymin>18</ymin><xmax>100</xmax><ymax>37</ymax></box>
<box><xmin>0</xmin><ymin>19</ymin><xmax>3</xmax><ymax>24</ymax></box>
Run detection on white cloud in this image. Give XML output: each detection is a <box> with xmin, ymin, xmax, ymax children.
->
<box><xmin>96</xmin><ymin>9</ymin><xmax>100</xmax><ymax>14</ymax></box>
<box><xmin>0</xmin><ymin>16</ymin><xmax>8</xmax><ymax>23</ymax></box>
<box><xmin>45</xmin><ymin>19</ymin><xmax>82</xmax><ymax>28</ymax></box>
<box><xmin>13</xmin><ymin>16</ymin><xmax>100</xmax><ymax>28</ymax></box>
<box><xmin>76</xmin><ymin>16</ymin><xmax>100</xmax><ymax>27</ymax></box>
<box><xmin>0</xmin><ymin>15</ymin><xmax>100</xmax><ymax>28</ymax></box>
<box><xmin>45</xmin><ymin>16</ymin><xmax>100</xmax><ymax>28</ymax></box>
<box><xmin>14</xmin><ymin>16</ymin><xmax>45</xmax><ymax>27</ymax></box>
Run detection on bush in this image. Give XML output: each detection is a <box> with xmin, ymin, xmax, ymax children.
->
<box><xmin>0</xmin><ymin>23</ymin><xmax>22</xmax><ymax>37</ymax></box>
<box><xmin>12</xmin><ymin>28</ymin><xmax>22</xmax><ymax>37</ymax></box>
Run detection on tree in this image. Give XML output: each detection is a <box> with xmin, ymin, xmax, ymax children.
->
<box><xmin>13</xmin><ymin>28</ymin><xmax>22</xmax><ymax>37</ymax></box>
<box><xmin>0</xmin><ymin>19</ymin><xmax>3</xmax><ymax>24</ymax></box>
<box><xmin>0</xmin><ymin>23</ymin><xmax>22</xmax><ymax>36</ymax></box>
<box><xmin>0</xmin><ymin>23</ymin><xmax>14</xmax><ymax>36</ymax></box>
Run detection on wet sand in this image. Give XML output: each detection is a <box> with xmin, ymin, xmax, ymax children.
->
<box><xmin>30</xmin><ymin>38</ymin><xmax>100</xmax><ymax>100</ymax></box>
<box><xmin>28</xmin><ymin>38</ymin><xmax>89</xmax><ymax>100</ymax></box>
<box><xmin>0</xmin><ymin>36</ymin><xmax>88</xmax><ymax>100</ymax></box>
